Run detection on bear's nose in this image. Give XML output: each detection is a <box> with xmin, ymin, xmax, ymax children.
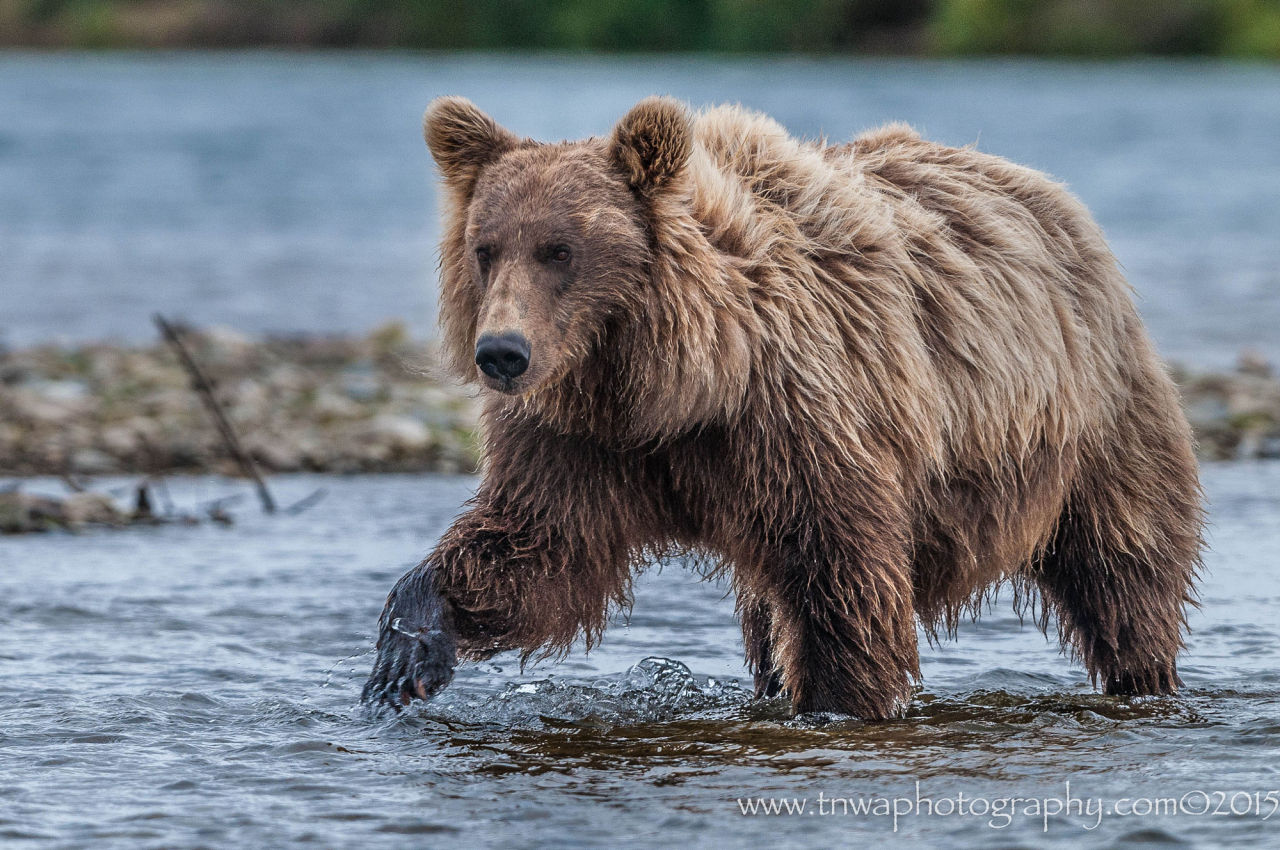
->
<box><xmin>475</xmin><ymin>332</ymin><xmax>530</xmax><ymax>381</ymax></box>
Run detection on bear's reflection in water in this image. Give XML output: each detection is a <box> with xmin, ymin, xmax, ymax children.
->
<box><xmin>388</xmin><ymin>655</ymin><xmax>1211</xmax><ymax>779</ymax></box>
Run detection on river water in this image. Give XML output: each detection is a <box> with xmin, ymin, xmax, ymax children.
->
<box><xmin>1</xmin><ymin>465</ymin><xmax>1279</xmax><ymax>847</ymax></box>
<box><xmin>2</xmin><ymin>53</ymin><xmax>1279</xmax><ymax>368</ymax></box>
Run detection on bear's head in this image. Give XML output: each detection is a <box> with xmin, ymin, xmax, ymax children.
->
<box><xmin>426</xmin><ymin>96</ymin><xmax>751</xmax><ymax>441</ymax></box>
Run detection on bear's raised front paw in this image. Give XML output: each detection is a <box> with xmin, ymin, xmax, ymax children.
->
<box><xmin>361</xmin><ymin>568</ymin><xmax>458</xmax><ymax>712</ymax></box>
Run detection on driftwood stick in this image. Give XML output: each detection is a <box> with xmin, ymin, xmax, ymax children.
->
<box><xmin>153</xmin><ymin>314</ymin><xmax>276</xmax><ymax>514</ymax></box>
<box><xmin>284</xmin><ymin>487</ymin><xmax>327</xmax><ymax>516</ymax></box>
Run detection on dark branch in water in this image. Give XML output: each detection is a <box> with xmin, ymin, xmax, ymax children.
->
<box><xmin>153</xmin><ymin>313</ymin><xmax>277</xmax><ymax>514</ymax></box>
<box><xmin>284</xmin><ymin>488</ymin><xmax>328</xmax><ymax>516</ymax></box>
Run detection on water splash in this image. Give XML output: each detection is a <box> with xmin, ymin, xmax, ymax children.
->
<box><xmin>427</xmin><ymin>657</ymin><xmax>748</xmax><ymax>729</ymax></box>
<box><xmin>320</xmin><ymin>646</ymin><xmax>376</xmax><ymax>691</ymax></box>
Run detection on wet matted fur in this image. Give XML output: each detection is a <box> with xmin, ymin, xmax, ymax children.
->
<box><xmin>362</xmin><ymin>97</ymin><xmax>1204</xmax><ymax>719</ymax></box>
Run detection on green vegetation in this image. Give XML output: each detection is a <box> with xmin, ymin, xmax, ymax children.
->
<box><xmin>931</xmin><ymin>0</ymin><xmax>1280</xmax><ymax>57</ymax></box>
<box><xmin>1</xmin><ymin>0</ymin><xmax>1277</xmax><ymax>56</ymax></box>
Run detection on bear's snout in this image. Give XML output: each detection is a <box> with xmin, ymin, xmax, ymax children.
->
<box><xmin>475</xmin><ymin>332</ymin><xmax>531</xmax><ymax>382</ymax></box>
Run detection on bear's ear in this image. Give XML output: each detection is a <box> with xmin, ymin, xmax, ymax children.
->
<box><xmin>610</xmin><ymin>96</ymin><xmax>693</xmax><ymax>195</ymax></box>
<box><xmin>423</xmin><ymin>96</ymin><xmax>519</xmax><ymax>190</ymax></box>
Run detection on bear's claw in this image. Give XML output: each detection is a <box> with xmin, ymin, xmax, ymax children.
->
<box><xmin>361</xmin><ymin>567</ymin><xmax>458</xmax><ymax>713</ymax></box>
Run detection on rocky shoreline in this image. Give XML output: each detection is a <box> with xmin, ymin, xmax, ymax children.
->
<box><xmin>1</xmin><ymin>324</ymin><xmax>1278</xmax><ymax>480</ymax></box>
<box><xmin>0</xmin><ymin>323</ymin><xmax>481</xmax><ymax>478</ymax></box>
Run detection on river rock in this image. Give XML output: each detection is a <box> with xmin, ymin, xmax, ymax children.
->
<box><xmin>61</xmin><ymin>491</ymin><xmax>125</xmax><ymax>526</ymax></box>
<box><xmin>71</xmin><ymin>447</ymin><xmax>121</xmax><ymax>475</ymax></box>
<box><xmin>0</xmin><ymin>491</ymin><xmax>63</xmax><ymax>533</ymax></box>
<box><xmin>363</xmin><ymin>414</ymin><xmax>433</xmax><ymax>454</ymax></box>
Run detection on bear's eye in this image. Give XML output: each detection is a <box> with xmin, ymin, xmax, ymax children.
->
<box><xmin>475</xmin><ymin>247</ymin><xmax>492</xmax><ymax>271</ymax></box>
<box><xmin>549</xmin><ymin>245</ymin><xmax>572</xmax><ymax>264</ymax></box>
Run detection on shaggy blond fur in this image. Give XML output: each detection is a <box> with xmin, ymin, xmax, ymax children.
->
<box><xmin>363</xmin><ymin>97</ymin><xmax>1203</xmax><ymax>719</ymax></box>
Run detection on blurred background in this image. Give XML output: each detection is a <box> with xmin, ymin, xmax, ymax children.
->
<box><xmin>4</xmin><ymin>0</ymin><xmax>1279</xmax><ymax>477</ymax></box>
<box><xmin>2</xmin><ymin>1</ymin><xmax>1278</xmax><ymax>361</ymax></box>
<box><xmin>7</xmin><ymin>54</ymin><xmax>1278</xmax><ymax>361</ymax></box>
<box><xmin>2</xmin><ymin>0</ymin><xmax>1279</xmax><ymax>55</ymax></box>
<box><xmin>2</xmin><ymin>4</ymin><xmax>1279</xmax><ymax>473</ymax></box>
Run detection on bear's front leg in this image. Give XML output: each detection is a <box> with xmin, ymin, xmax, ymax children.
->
<box><xmin>361</xmin><ymin>558</ymin><xmax>458</xmax><ymax>709</ymax></box>
<box><xmin>738</xmin><ymin>483</ymin><xmax>920</xmax><ymax>720</ymax></box>
<box><xmin>772</xmin><ymin>536</ymin><xmax>919</xmax><ymax>719</ymax></box>
<box><xmin>362</xmin><ymin>421</ymin><xmax>652</xmax><ymax>712</ymax></box>
<box><xmin>362</xmin><ymin>499</ymin><xmax>638</xmax><ymax>711</ymax></box>
<box><xmin>738</xmin><ymin>592</ymin><xmax>784</xmax><ymax>699</ymax></box>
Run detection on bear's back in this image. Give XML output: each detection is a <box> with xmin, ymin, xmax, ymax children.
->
<box><xmin>685</xmin><ymin>104</ymin><xmax>1143</xmax><ymax>470</ymax></box>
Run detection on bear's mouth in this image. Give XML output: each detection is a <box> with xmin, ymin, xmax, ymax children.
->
<box><xmin>479</xmin><ymin>372</ymin><xmax>524</xmax><ymax>395</ymax></box>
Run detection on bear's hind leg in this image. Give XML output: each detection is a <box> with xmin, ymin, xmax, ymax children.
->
<box><xmin>1032</xmin><ymin>420</ymin><xmax>1202</xmax><ymax>696</ymax></box>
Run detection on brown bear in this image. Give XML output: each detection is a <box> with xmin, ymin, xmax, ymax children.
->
<box><xmin>361</xmin><ymin>96</ymin><xmax>1204</xmax><ymax>720</ymax></box>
